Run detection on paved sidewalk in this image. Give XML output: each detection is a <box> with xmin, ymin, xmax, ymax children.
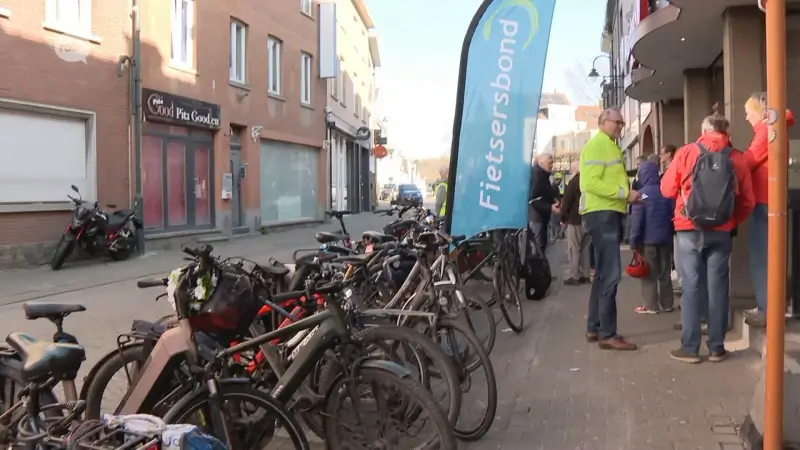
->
<box><xmin>0</xmin><ymin>212</ymin><xmax>390</xmax><ymax>305</ymax></box>
<box><xmin>466</xmin><ymin>245</ymin><xmax>757</xmax><ymax>450</ymax></box>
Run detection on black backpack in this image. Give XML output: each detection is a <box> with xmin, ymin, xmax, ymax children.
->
<box><xmin>681</xmin><ymin>143</ymin><xmax>737</xmax><ymax>228</ymax></box>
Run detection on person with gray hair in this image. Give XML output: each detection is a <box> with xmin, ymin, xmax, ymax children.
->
<box><xmin>660</xmin><ymin>113</ymin><xmax>755</xmax><ymax>364</ymax></box>
<box><xmin>528</xmin><ymin>152</ymin><xmax>558</xmax><ymax>253</ymax></box>
<box><xmin>580</xmin><ymin>106</ymin><xmax>639</xmax><ymax>351</ymax></box>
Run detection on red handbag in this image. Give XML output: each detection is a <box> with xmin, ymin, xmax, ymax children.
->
<box><xmin>626</xmin><ymin>251</ymin><xmax>650</xmax><ymax>278</ymax></box>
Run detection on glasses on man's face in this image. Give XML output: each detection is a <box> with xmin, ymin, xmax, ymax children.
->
<box><xmin>605</xmin><ymin>119</ymin><xmax>625</xmax><ymax>127</ymax></box>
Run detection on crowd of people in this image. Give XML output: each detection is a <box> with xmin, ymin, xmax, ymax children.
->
<box><xmin>528</xmin><ymin>92</ymin><xmax>794</xmax><ymax>362</ymax></box>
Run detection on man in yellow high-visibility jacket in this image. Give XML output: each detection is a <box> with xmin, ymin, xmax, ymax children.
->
<box><xmin>579</xmin><ymin>106</ymin><xmax>641</xmax><ymax>352</ymax></box>
<box><xmin>433</xmin><ymin>166</ymin><xmax>449</xmax><ymax>217</ymax></box>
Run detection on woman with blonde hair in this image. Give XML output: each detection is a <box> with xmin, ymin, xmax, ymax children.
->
<box><xmin>742</xmin><ymin>92</ymin><xmax>795</xmax><ymax>327</ymax></box>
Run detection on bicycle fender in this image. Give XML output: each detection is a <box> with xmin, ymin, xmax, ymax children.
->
<box><xmin>354</xmin><ymin>358</ymin><xmax>412</xmax><ymax>380</ymax></box>
<box><xmin>80</xmin><ymin>344</ymin><xmax>143</xmax><ymax>401</ymax></box>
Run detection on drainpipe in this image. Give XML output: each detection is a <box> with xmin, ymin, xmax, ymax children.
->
<box><xmin>132</xmin><ymin>0</ymin><xmax>145</xmax><ymax>255</ymax></box>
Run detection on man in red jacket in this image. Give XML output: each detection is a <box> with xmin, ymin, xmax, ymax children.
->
<box><xmin>660</xmin><ymin>115</ymin><xmax>755</xmax><ymax>364</ymax></box>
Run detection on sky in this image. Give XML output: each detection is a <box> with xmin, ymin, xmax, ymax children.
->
<box><xmin>368</xmin><ymin>0</ymin><xmax>608</xmax><ymax>160</ymax></box>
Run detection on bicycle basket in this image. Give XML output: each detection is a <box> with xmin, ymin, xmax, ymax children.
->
<box><xmin>190</xmin><ymin>267</ymin><xmax>258</xmax><ymax>334</ymax></box>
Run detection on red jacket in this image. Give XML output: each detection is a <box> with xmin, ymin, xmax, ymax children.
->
<box><xmin>660</xmin><ymin>131</ymin><xmax>755</xmax><ymax>232</ymax></box>
<box><xmin>743</xmin><ymin>110</ymin><xmax>795</xmax><ymax>204</ymax></box>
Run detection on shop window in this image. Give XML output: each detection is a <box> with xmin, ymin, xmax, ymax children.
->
<box><xmin>142</xmin><ymin>136</ymin><xmax>164</xmax><ymax>230</ymax></box>
<box><xmin>260</xmin><ymin>142</ymin><xmax>320</xmax><ymax>222</ymax></box>
<box><xmin>166</xmin><ymin>142</ymin><xmax>187</xmax><ymax>226</ymax></box>
<box><xmin>142</xmin><ymin>125</ymin><xmax>214</xmax><ymax>232</ymax></box>
<box><xmin>194</xmin><ymin>145</ymin><xmax>211</xmax><ymax>226</ymax></box>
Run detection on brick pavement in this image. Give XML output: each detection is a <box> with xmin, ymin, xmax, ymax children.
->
<box><xmin>464</xmin><ymin>245</ymin><xmax>758</xmax><ymax>450</ymax></box>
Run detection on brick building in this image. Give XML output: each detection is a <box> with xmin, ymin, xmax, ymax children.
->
<box><xmin>138</xmin><ymin>0</ymin><xmax>328</xmax><ymax>237</ymax></box>
<box><xmin>0</xmin><ymin>0</ymin><xmax>131</xmax><ymax>267</ymax></box>
<box><xmin>0</xmin><ymin>0</ymin><xmax>330</xmax><ymax>267</ymax></box>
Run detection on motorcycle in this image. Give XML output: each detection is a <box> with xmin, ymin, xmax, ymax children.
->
<box><xmin>50</xmin><ymin>185</ymin><xmax>142</xmax><ymax>270</ymax></box>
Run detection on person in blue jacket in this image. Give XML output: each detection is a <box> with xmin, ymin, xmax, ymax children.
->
<box><xmin>628</xmin><ymin>160</ymin><xmax>676</xmax><ymax>314</ymax></box>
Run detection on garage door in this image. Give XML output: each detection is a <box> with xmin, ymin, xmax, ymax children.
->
<box><xmin>0</xmin><ymin>109</ymin><xmax>93</xmax><ymax>203</ymax></box>
<box><xmin>260</xmin><ymin>140</ymin><xmax>320</xmax><ymax>223</ymax></box>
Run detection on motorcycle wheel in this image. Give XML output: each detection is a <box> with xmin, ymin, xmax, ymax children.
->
<box><xmin>51</xmin><ymin>234</ymin><xmax>75</xmax><ymax>270</ymax></box>
<box><xmin>109</xmin><ymin>228</ymin><xmax>136</xmax><ymax>261</ymax></box>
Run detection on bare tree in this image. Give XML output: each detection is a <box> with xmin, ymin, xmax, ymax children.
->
<box><xmin>564</xmin><ymin>60</ymin><xmax>602</xmax><ymax>105</ymax></box>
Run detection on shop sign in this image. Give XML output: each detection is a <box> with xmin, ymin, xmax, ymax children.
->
<box><xmin>143</xmin><ymin>88</ymin><xmax>221</xmax><ymax>130</ymax></box>
<box><xmin>355</xmin><ymin>126</ymin><xmax>371</xmax><ymax>140</ymax></box>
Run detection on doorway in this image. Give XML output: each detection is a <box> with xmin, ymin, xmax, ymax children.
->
<box><xmin>230</xmin><ymin>129</ymin><xmax>245</xmax><ymax>231</ymax></box>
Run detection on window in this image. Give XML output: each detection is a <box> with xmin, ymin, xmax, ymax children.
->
<box><xmin>229</xmin><ymin>20</ymin><xmax>247</xmax><ymax>83</ymax></box>
<box><xmin>350</xmin><ymin>74</ymin><xmax>357</xmax><ymax>111</ymax></box>
<box><xmin>341</xmin><ymin>71</ymin><xmax>348</xmax><ymax>107</ymax></box>
<box><xmin>337</xmin><ymin>59</ymin><xmax>345</xmax><ymax>102</ymax></box>
<box><xmin>171</xmin><ymin>0</ymin><xmax>194</xmax><ymax>67</ymax></box>
<box><xmin>46</xmin><ymin>0</ymin><xmax>92</xmax><ymax>34</ymax></box>
<box><xmin>354</xmin><ymin>94</ymin><xmax>361</xmax><ymax>118</ymax></box>
<box><xmin>300</xmin><ymin>52</ymin><xmax>313</xmax><ymax>105</ymax></box>
<box><xmin>268</xmin><ymin>36</ymin><xmax>282</xmax><ymax>95</ymax></box>
<box><xmin>301</xmin><ymin>0</ymin><xmax>312</xmax><ymax>16</ymax></box>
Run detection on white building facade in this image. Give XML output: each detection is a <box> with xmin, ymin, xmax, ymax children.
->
<box><xmin>325</xmin><ymin>0</ymin><xmax>381</xmax><ymax>213</ymax></box>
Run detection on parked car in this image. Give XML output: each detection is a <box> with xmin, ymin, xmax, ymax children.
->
<box><xmin>391</xmin><ymin>184</ymin><xmax>423</xmax><ymax>206</ymax></box>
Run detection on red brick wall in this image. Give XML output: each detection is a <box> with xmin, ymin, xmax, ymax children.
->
<box><xmin>0</xmin><ymin>0</ymin><xmax>131</xmax><ymax>246</ymax></box>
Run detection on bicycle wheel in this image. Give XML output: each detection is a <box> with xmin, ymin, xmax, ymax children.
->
<box><xmin>317</xmin><ymin>325</ymin><xmax>462</xmax><ymax>427</ymax></box>
<box><xmin>435</xmin><ymin>318</ymin><xmax>497</xmax><ymax>441</ymax></box>
<box><xmin>323</xmin><ymin>367</ymin><xmax>457</xmax><ymax>450</ymax></box>
<box><xmin>495</xmin><ymin>239</ymin><xmax>524</xmax><ymax>333</ymax></box>
<box><xmin>163</xmin><ymin>382</ymin><xmax>310</xmax><ymax>450</ymax></box>
<box><xmin>83</xmin><ymin>344</ymin><xmax>192</xmax><ymax>419</ymax></box>
<box><xmin>455</xmin><ymin>287</ymin><xmax>497</xmax><ymax>354</ymax></box>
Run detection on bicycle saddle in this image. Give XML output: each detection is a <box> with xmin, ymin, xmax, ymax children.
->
<box><xmin>315</xmin><ymin>231</ymin><xmax>349</xmax><ymax>244</ymax></box>
<box><xmin>5</xmin><ymin>332</ymin><xmax>85</xmax><ymax>382</ymax></box>
<box><xmin>361</xmin><ymin>231</ymin><xmax>396</xmax><ymax>243</ymax></box>
<box><xmin>23</xmin><ymin>302</ymin><xmax>86</xmax><ymax>321</ymax></box>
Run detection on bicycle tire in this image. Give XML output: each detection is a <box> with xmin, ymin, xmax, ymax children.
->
<box><xmin>323</xmin><ymin>367</ymin><xmax>457</xmax><ymax>450</ymax></box>
<box><xmin>456</xmin><ymin>287</ymin><xmax>497</xmax><ymax>354</ymax></box>
<box><xmin>437</xmin><ymin>318</ymin><xmax>497</xmax><ymax>441</ymax></box>
<box><xmin>316</xmin><ymin>325</ymin><xmax>462</xmax><ymax>427</ymax></box>
<box><xmin>495</xmin><ymin>242</ymin><xmax>524</xmax><ymax>333</ymax></box>
<box><xmin>83</xmin><ymin>344</ymin><xmax>147</xmax><ymax>419</ymax></box>
<box><xmin>163</xmin><ymin>382</ymin><xmax>310</xmax><ymax>450</ymax></box>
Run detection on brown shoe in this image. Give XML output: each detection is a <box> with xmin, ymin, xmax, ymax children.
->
<box><xmin>598</xmin><ymin>336</ymin><xmax>638</xmax><ymax>351</ymax></box>
<box><xmin>587</xmin><ymin>332</ymin><xmax>624</xmax><ymax>343</ymax></box>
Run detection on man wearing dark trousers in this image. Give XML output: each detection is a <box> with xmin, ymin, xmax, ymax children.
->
<box><xmin>580</xmin><ymin>107</ymin><xmax>639</xmax><ymax>351</ymax></box>
<box><xmin>529</xmin><ymin>153</ymin><xmax>558</xmax><ymax>253</ymax></box>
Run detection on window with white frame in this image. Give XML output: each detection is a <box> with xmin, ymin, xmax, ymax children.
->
<box><xmin>341</xmin><ymin>71</ymin><xmax>348</xmax><ymax>107</ymax></box>
<box><xmin>300</xmin><ymin>52</ymin><xmax>313</xmax><ymax>105</ymax></box>
<box><xmin>229</xmin><ymin>20</ymin><xmax>247</xmax><ymax>83</ymax></box>
<box><xmin>268</xmin><ymin>36</ymin><xmax>282</xmax><ymax>95</ymax></box>
<box><xmin>301</xmin><ymin>0</ymin><xmax>312</xmax><ymax>16</ymax></box>
<box><xmin>337</xmin><ymin>59</ymin><xmax>345</xmax><ymax>102</ymax></box>
<box><xmin>350</xmin><ymin>73</ymin><xmax>357</xmax><ymax>110</ymax></box>
<box><xmin>46</xmin><ymin>0</ymin><xmax>92</xmax><ymax>34</ymax></box>
<box><xmin>171</xmin><ymin>0</ymin><xmax>194</xmax><ymax>67</ymax></box>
